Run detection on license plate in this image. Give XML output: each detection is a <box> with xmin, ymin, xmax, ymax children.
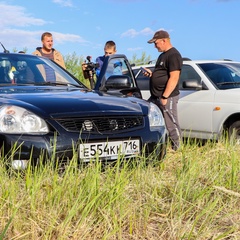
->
<box><xmin>79</xmin><ymin>139</ymin><xmax>140</xmax><ymax>161</ymax></box>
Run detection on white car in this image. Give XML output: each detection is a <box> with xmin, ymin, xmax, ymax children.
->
<box><xmin>133</xmin><ymin>59</ymin><xmax>240</xmax><ymax>142</ymax></box>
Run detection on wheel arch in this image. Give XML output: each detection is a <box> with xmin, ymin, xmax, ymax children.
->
<box><xmin>223</xmin><ymin>113</ymin><xmax>240</xmax><ymax>131</ymax></box>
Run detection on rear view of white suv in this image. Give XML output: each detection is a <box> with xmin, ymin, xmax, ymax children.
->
<box><xmin>133</xmin><ymin>59</ymin><xmax>240</xmax><ymax>143</ymax></box>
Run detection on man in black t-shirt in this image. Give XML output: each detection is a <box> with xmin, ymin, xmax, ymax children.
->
<box><xmin>143</xmin><ymin>30</ymin><xmax>182</xmax><ymax>151</ymax></box>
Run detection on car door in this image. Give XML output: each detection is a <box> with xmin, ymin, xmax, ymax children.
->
<box><xmin>94</xmin><ymin>54</ymin><xmax>142</xmax><ymax>98</ymax></box>
<box><xmin>178</xmin><ymin>64</ymin><xmax>215</xmax><ymax>139</ymax></box>
<box><xmin>133</xmin><ymin>65</ymin><xmax>154</xmax><ymax>100</ymax></box>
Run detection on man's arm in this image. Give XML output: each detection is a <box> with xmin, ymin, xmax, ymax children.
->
<box><xmin>82</xmin><ymin>63</ymin><xmax>90</xmax><ymax>79</ymax></box>
<box><xmin>162</xmin><ymin>70</ymin><xmax>180</xmax><ymax>98</ymax></box>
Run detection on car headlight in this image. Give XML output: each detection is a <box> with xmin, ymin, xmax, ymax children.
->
<box><xmin>148</xmin><ymin>102</ymin><xmax>165</xmax><ymax>130</ymax></box>
<box><xmin>0</xmin><ymin>105</ymin><xmax>49</xmax><ymax>134</ymax></box>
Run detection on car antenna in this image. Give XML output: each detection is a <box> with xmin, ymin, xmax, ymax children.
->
<box><xmin>0</xmin><ymin>42</ymin><xmax>10</xmax><ymax>53</ymax></box>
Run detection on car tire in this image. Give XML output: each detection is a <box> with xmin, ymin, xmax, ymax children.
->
<box><xmin>228</xmin><ymin>120</ymin><xmax>240</xmax><ymax>144</ymax></box>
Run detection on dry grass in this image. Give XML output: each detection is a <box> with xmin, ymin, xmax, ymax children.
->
<box><xmin>1</xmin><ymin>140</ymin><xmax>240</xmax><ymax>239</ymax></box>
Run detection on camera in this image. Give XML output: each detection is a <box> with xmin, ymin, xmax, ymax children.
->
<box><xmin>85</xmin><ymin>56</ymin><xmax>99</xmax><ymax>71</ymax></box>
<box><xmin>83</xmin><ymin>56</ymin><xmax>100</xmax><ymax>89</ymax></box>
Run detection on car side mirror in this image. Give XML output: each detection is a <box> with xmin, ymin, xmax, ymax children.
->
<box><xmin>105</xmin><ymin>75</ymin><xmax>132</xmax><ymax>90</ymax></box>
<box><xmin>182</xmin><ymin>79</ymin><xmax>202</xmax><ymax>90</ymax></box>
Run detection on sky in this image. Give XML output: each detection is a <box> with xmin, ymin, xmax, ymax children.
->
<box><xmin>0</xmin><ymin>0</ymin><xmax>240</xmax><ymax>63</ymax></box>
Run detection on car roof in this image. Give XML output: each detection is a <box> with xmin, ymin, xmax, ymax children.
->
<box><xmin>131</xmin><ymin>58</ymin><xmax>240</xmax><ymax>70</ymax></box>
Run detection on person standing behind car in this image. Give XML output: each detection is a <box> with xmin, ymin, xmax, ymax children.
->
<box><xmin>95</xmin><ymin>40</ymin><xmax>117</xmax><ymax>77</ymax></box>
<box><xmin>32</xmin><ymin>32</ymin><xmax>66</xmax><ymax>69</ymax></box>
<box><xmin>82</xmin><ymin>40</ymin><xmax>117</xmax><ymax>80</ymax></box>
<box><xmin>143</xmin><ymin>30</ymin><xmax>182</xmax><ymax>151</ymax></box>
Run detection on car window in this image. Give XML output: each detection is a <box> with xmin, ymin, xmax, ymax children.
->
<box><xmin>135</xmin><ymin>66</ymin><xmax>154</xmax><ymax>91</ymax></box>
<box><xmin>179</xmin><ymin>65</ymin><xmax>201</xmax><ymax>90</ymax></box>
<box><xmin>104</xmin><ymin>57</ymin><xmax>136</xmax><ymax>87</ymax></box>
<box><xmin>0</xmin><ymin>54</ymin><xmax>85</xmax><ymax>87</ymax></box>
<box><xmin>105</xmin><ymin>58</ymin><xmax>123</xmax><ymax>78</ymax></box>
<box><xmin>0</xmin><ymin>59</ymin><xmax>13</xmax><ymax>83</ymax></box>
<box><xmin>198</xmin><ymin>62</ymin><xmax>240</xmax><ymax>89</ymax></box>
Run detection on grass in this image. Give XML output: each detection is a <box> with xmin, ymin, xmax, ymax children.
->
<box><xmin>1</xmin><ymin>139</ymin><xmax>240</xmax><ymax>239</ymax></box>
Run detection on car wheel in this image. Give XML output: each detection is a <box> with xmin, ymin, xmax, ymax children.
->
<box><xmin>228</xmin><ymin>120</ymin><xmax>240</xmax><ymax>144</ymax></box>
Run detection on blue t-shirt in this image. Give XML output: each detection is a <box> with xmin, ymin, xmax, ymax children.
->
<box><xmin>96</xmin><ymin>55</ymin><xmax>105</xmax><ymax>77</ymax></box>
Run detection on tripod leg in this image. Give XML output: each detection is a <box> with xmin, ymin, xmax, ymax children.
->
<box><xmin>89</xmin><ymin>78</ymin><xmax>95</xmax><ymax>89</ymax></box>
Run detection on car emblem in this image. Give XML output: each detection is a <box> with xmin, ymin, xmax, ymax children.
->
<box><xmin>109</xmin><ymin>119</ymin><xmax>118</xmax><ymax>130</ymax></box>
<box><xmin>82</xmin><ymin>120</ymin><xmax>93</xmax><ymax>131</ymax></box>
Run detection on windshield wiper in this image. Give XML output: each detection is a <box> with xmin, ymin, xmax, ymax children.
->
<box><xmin>35</xmin><ymin>81</ymin><xmax>85</xmax><ymax>88</ymax></box>
<box><xmin>216</xmin><ymin>82</ymin><xmax>240</xmax><ymax>86</ymax></box>
<box><xmin>0</xmin><ymin>81</ymin><xmax>87</xmax><ymax>88</ymax></box>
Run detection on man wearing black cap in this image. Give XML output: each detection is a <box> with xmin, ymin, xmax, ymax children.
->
<box><xmin>143</xmin><ymin>30</ymin><xmax>182</xmax><ymax>151</ymax></box>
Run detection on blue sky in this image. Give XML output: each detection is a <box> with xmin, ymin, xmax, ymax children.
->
<box><xmin>0</xmin><ymin>0</ymin><xmax>239</xmax><ymax>63</ymax></box>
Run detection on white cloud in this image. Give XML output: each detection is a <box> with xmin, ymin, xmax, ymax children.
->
<box><xmin>52</xmin><ymin>32</ymin><xmax>88</xmax><ymax>44</ymax></box>
<box><xmin>106</xmin><ymin>0</ymin><xmax>145</xmax><ymax>2</ymax></box>
<box><xmin>0</xmin><ymin>29</ymin><xmax>88</xmax><ymax>53</ymax></box>
<box><xmin>0</xmin><ymin>2</ymin><xmax>87</xmax><ymax>51</ymax></box>
<box><xmin>0</xmin><ymin>3</ymin><xmax>46</xmax><ymax>28</ymax></box>
<box><xmin>139</xmin><ymin>27</ymin><xmax>154</xmax><ymax>36</ymax></box>
<box><xmin>127</xmin><ymin>47</ymin><xmax>143</xmax><ymax>51</ymax></box>
<box><xmin>52</xmin><ymin>0</ymin><xmax>73</xmax><ymax>7</ymax></box>
<box><xmin>121</xmin><ymin>29</ymin><xmax>138</xmax><ymax>38</ymax></box>
<box><xmin>121</xmin><ymin>27</ymin><xmax>154</xmax><ymax>38</ymax></box>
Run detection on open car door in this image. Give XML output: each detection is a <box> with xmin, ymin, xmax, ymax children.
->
<box><xmin>94</xmin><ymin>54</ymin><xmax>142</xmax><ymax>98</ymax></box>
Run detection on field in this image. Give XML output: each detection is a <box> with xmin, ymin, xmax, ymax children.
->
<box><xmin>1</xmin><ymin>139</ymin><xmax>240</xmax><ymax>240</ymax></box>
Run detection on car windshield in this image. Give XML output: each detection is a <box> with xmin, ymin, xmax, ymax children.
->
<box><xmin>198</xmin><ymin>62</ymin><xmax>240</xmax><ymax>89</ymax></box>
<box><xmin>0</xmin><ymin>53</ymin><xmax>86</xmax><ymax>88</ymax></box>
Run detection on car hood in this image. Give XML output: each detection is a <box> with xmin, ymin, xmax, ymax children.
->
<box><xmin>0</xmin><ymin>86</ymin><xmax>147</xmax><ymax>117</ymax></box>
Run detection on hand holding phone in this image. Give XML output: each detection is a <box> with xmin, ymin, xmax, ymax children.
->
<box><xmin>140</xmin><ymin>67</ymin><xmax>147</xmax><ymax>73</ymax></box>
<box><xmin>140</xmin><ymin>67</ymin><xmax>150</xmax><ymax>76</ymax></box>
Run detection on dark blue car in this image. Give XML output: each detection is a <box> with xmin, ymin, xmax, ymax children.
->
<box><xmin>0</xmin><ymin>52</ymin><xmax>167</xmax><ymax>170</ymax></box>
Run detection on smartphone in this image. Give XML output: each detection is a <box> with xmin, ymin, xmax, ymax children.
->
<box><xmin>140</xmin><ymin>67</ymin><xmax>148</xmax><ymax>74</ymax></box>
<box><xmin>140</xmin><ymin>67</ymin><xmax>150</xmax><ymax>76</ymax></box>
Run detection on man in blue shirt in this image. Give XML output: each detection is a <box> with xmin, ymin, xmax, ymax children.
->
<box><xmin>82</xmin><ymin>41</ymin><xmax>117</xmax><ymax>88</ymax></box>
<box><xmin>95</xmin><ymin>40</ymin><xmax>117</xmax><ymax>77</ymax></box>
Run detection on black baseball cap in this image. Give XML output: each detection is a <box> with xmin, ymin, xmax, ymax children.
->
<box><xmin>147</xmin><ymin>30</ymin><xmax>170</xmax><ymax>43</ymax></box>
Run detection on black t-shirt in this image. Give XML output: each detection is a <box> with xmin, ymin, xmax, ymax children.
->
<box><xmin>150</xmin><ymin>47</ymin><xmax>182</xmax><ymax>98</ymax></box>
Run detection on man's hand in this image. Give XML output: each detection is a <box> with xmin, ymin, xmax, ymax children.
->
<box><xmin>82</xmin><ymin>63</ymin><xmax>88</xmax><ymax>71</ymax></box>
<box><xmin>160</xmin><ymin>98</ymin><xmax>168</xmax><ymax>106</ymax></box>
<box><xmin>142</xmin><ymin>68</ymin><xmax>152</xmax><ymax>77</ymax></box>
<box><xmin>82</xmin><ymin>63</ymin><xmax>90</xmax><ymax>79</ymax></box>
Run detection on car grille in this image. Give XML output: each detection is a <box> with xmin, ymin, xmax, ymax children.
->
<box><xmin>56</xmin><ymin>116</ymin><xmax>144</xmax><ymax>134</ymax></box>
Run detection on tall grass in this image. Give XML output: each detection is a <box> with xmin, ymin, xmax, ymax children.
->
<box><xmin>1</xmin><ymin>139</ymin><xmax>240</xmax><ymax>239</ymax></box>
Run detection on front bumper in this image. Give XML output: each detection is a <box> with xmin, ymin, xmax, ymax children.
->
<box><xmin>0</xmin><ymin>126</ymin><xmax>167</xmax><ymax>169</ymax></box>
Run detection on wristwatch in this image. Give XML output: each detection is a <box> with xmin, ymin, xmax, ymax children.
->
<box><xmin>161</xmin><ymin>95</ymin><xmax>168</xmax><ymax>99</ymax></box>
